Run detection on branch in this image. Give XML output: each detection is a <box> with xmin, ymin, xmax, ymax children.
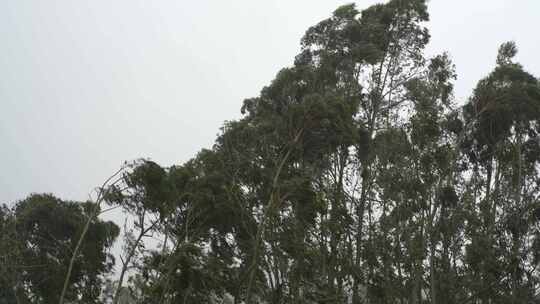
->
<box><xmin>58</xmin><ymin>165</ymin><xmax>126</xmax><ymax>304</ymax></box>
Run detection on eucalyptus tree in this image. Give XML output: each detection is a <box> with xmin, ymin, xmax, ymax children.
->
<box><xmin>158</xmin><ymin>149</ymin><xmax>245</xmax><ymax>304</ymax></box>
<box><xmin>0</xmin><ymin>205</ymin><xmax>26</xmax><ymax>304</ymax></box>
<box><xmin>233</xmin><ymin>61</ymin><xmax>359</xmax><ymax>302</ymax></box>
<box><xmin>117</xmin><ymin>150</ymin><xmax>246</xmax><ymax>304</ymax></box>
<box><xmin>3</xmin><ymin>194</ymin><xmax>119</xmax><ymax>304</ymax></box>
<box><xmin>298</xmin><ymin>1</ymin><xmax>432</xmax><ymax>302</ymax></box>
<box><xmin>105</xmin><ymin>160</ymin><xmax>175</xmax><ymax>304</ymax></box>
<box><xmin>461</xmin><ymin>42</ymin><xmax>540</xmax><ymax>303</ymax></box>
<box><xmin>403</xmin><ymin>53</ymin><xmax>461</xmax><ymax>304</ymax></box>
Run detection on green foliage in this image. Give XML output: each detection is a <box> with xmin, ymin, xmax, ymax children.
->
<box><xmin>1</xmin><ymin>194</ymin><xmax>118</xmax><ymax>303</ymax></box>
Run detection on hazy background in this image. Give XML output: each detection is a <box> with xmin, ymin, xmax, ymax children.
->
<box><xmin>1</xmin><ymin>0</ymin><xmax>539</xmax><ymax>206</ymax></box>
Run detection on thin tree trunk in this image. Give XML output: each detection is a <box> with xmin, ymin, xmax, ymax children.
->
<box><xmin>430</xmin><ymin>241</ymin><xmax>437</xmax><ymax>304</ymax></box>
<box><xmin>113</xmin><ymin>218</ymin><xmax>158</xmax><ymax>304</ymax></box>
<box><xmin>245</xmin><ymin>129</ymin><xmax>303</xmax><ymax>304</ymax></box>
<box><xmin>59</xmin><ymin>167</ymin><xmax>125</xmax><ymax>304</ymax></box>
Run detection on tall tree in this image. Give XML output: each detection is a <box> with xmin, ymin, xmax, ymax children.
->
<box><xmin>6</xmin><ymin>194</ymin><xmax>119</xmax><ymax>303</ymax></box>
<box><xmin>461</xmin><ymin>41</ymin><xmax>540</xmax><ymax>303</ymax></box>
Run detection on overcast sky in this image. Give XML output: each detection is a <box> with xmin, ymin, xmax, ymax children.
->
<box><xmin>1</xmin><ymin>0</ymin><xmax>539</xmax><ymax>206</ymax></box>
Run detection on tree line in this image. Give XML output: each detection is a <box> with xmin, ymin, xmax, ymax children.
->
<box><xmin>2</xmin><ymin>0</ymin><xmax>540</xmax><ymax>303</ymax></box>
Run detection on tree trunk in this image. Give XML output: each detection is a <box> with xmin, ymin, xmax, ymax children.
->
<box><xmin>59</xmin><ymin>167</ymin><xmax>124</xmax><ymax>304</ymax></box>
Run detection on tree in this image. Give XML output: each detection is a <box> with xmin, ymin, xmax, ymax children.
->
<box><xmin>461</xmin><ymin>41</ymin><xmax>540</xmax><ymax>303</ymax></box>
<box><xmin>8</xmin><ymin>194</ymin><xmax>119</xmax><ymax>303</ymax></box>
<box><xmin>59</xmin><ymin>165</ymin><xmax>126</xmax><ymax>304</ymax></box>
<box><xmin>105</xmin><ymin>160</ymin><xmax>173</xmax><ymax>304</ymax></box>
<box><xmin>0</xmin><ymin>204</ymin><xmax>26</xmax><ymax>304</ymax></box>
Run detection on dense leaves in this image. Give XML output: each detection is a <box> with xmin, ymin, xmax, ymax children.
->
<box><xmin>0</xmin><ymin>195</ymin><xmax>118</xmax><ymax>303</ymax></box>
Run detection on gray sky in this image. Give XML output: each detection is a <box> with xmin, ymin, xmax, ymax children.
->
<box><xmin>1</xmin><ymin>0</ymin><xmax>539</xmax><ymax>206</ymax></box>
